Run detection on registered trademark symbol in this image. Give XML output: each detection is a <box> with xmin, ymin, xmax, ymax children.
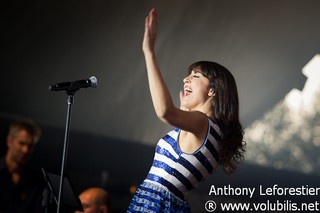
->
<box><xmin>205</xmin><ymin>200</ymin><xmax>217</xmax><ymax>212</ymax></box>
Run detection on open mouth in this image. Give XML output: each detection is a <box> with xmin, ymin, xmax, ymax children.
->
<box><xmin>184</xmin><ymin>86</ymin><xmax>192</xmax><ymax>96</ymax></box>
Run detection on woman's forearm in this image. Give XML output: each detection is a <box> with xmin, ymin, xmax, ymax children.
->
<box><xmin>144</xmin><ymin>51</ymin><xmax>175</xmax><ymax>122</ymax></box>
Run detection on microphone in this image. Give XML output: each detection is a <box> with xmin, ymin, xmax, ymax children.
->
<box><xmin>48</xmin><ymin>76</ymin><xmax>97</xmax><ymax>91</ymax></box>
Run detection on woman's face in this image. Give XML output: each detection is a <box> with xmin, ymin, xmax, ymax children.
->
<box><xmin>181</xmin><ymin>69</ymin><xmax>213</xmax><ymax>110</ymax></box>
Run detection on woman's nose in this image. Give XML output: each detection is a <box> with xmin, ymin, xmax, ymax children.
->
<box><xmin>183</xmin><ymin>76</ymin><xmax>190</xmax><ymax>83</ymax></box>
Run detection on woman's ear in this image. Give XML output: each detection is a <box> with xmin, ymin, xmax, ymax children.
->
<box><xmin>208</xmin><ymin>88</ymin><xmax>215</xmax><ymax>97</ymax></box>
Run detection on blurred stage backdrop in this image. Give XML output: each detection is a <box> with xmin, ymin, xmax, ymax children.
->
<box><xmin>1</xmin><ymin>0</ymin><xmax>320</xmax><ymax>212</ymax></box>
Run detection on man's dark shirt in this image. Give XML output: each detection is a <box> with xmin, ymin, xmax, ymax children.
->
<box><xmin>0</xmin><ymin>157</ymin><xmax>45</xmax><ymax>213</ymax></box>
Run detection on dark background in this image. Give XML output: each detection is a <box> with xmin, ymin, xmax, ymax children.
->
<box><xmin>1</xmin><ymin>0</ymin><xmax>320</xmax><ymax>212</ymax></box>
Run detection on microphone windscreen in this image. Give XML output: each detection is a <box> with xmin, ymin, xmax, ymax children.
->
<box><xmin>89</xmin><ymin>76</ymin><xmax>98</xmax><ymax>88</ymax></box>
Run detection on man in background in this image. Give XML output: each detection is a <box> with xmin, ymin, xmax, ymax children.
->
<box><xmin>0</xmin><ymin>119</ymin><xmax>44</xmax><ymax>213</ymax></box>
<box><xmin>75</xmin><ymin>187</ymin><xmax>110</xmax><ymax>213</ymax></box>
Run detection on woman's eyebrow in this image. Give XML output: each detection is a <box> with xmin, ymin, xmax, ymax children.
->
<box><xmin>191</xmin><ymin>69</ymin><xmax>202</xmax><ymax>74</ymax></box>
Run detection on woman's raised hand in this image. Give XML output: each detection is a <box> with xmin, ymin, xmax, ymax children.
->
<box><xmin>143</xmin><ymin>8</ymin><xmax>157</xmax><ymax>54</ymax></box>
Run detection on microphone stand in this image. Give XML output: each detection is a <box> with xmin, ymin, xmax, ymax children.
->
<box><xmin>56</xmin><ymin>84</ymin><xmax>79</xmax><ymax>213</ymax></box>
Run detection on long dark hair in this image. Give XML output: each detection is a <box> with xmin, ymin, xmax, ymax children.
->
<box><xmin>187</xmin><ymin>61</ymin><xmax>245</xmax><ymax>174</ymax></box>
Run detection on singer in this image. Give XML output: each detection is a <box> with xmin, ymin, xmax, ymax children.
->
<box><xmin>127</xmin><ymin>8</ymin><xmax>245</xmax><ymax>213</ymax></box>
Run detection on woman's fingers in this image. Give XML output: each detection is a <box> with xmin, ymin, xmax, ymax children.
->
<box><xmin>143</xmin><ymin>8</ymin><xmax>157</xmax><ymax>52</ymax></box>
<box><xmin>147</xmin><ymin>8</ymin><xmax>157</xmax><ymax>37</ymax></box>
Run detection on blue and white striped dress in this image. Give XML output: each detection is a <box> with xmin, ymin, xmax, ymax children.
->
<box><xmin>127</xmin><ymin>118</ymin><xmax>222</xmax><ymax>213</ymax></box>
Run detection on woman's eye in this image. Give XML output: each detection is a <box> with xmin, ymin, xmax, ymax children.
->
<box><xmin>193</xmin><ymin>75</ymin><xmax>200</xmax><ymax>78</ymax></box>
